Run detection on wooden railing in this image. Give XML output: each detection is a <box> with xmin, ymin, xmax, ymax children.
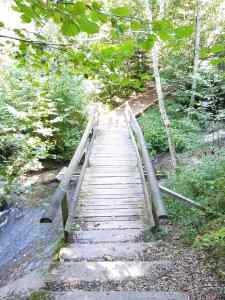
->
<box><xmin>125</xmin><ymin>103</ymin><xmax>168</xmax><ymax>225</ymax></box>
<box><xmin>40</xmin><ymin>106</ymin><xmax>99</xmax><ymax>240</ymax></box>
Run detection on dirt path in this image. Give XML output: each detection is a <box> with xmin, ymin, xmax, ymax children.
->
<box><xmin>116</xmin><ymin>88</ymin><xmax>157</xmax><ymax>116</ymax></box>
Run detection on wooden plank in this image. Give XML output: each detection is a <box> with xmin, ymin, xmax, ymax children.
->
<box><xmin>81</xmin><ymin>184</ymin><xmax>143</xmax><ymax>190</ymax></box>
<box><xmin>79</xmin><ymin>208</ymin><xmax>143</xmax><ymax>217</ymax></box>
<box><xmin>88</xmin><ymin>165</ymin><xmax>138</xmax><ymax>170</ymax></box>
<box><xmin>74</xmin><ymin>215</ymin><xmax>142</xmax><ymax>221</ymax></box>
<box><xmin>80</xmin><ymin>188</ymin><xmax>144</xmax><ymax>195</ymax></box>
<box><xmin>84</xmin><ymin>172</ymin><xmax>141</xmax><ymax>178</ymax></box>
<box><xmin>90</xmin><ymin>163</ymin><xmax>138</xmax><ymax>167</ymax></box>
<box><xmin>79</xmin><ymin>199</ymin><xmax>144</xmax><ymax>205</ymax></box>
<box><xmin>79</xmin><ymin>203</ymin><xmax>144</xmax><ymax>209</ymax></box>
<box><xmin>90</xmin><ymin>159</ymin><xmax>137</xmax><ymax>163</ymax></box>
<box><xmin>79</xmin><ymin>194</ymin><xmax>145</xmax><ymax>200</ymax></box>
<box><xmin>83</xmin><ymin>177</ymin><xmax>142</xmax><ymax>184</ymax></box>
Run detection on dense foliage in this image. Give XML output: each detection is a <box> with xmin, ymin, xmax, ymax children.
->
<box><xmin>164</xmin><ymin>149</ymin><xmax>225</xmax><ymax>278</ymax></box>
<box><xmin>139</xmin><ymin>103</ymin><xmax>202</xmax><ymax>155</ymax></box>
<box><xmin>0</xmin><ymin>62</ymin><xmax>88</xmax><ymax>196</ymax></box>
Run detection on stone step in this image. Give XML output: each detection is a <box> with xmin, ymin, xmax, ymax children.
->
<box><xmin>71</xmin><ymin>229</ymin><xmax>143</xmax><ymax>243</ymax></box>
<box><xmin>47</xmin><ymin>260</ymin><xmax>173</xmax><ymax>283</ymax></box>
<box><xmin>59</xmin><ymin>242</ymin><xmax>158</xmax><ymax>262</ymax></box>
<box><xmin>52</xmin><ymin>291</ymin><xmax>189</xmax><ymax>300</ymax></box>
<box><xmin>71</xmin><ymin>219</ymin><xmax>144</xmax><ymax>230</ymax></box>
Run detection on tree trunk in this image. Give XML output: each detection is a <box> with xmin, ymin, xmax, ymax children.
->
<box><xmin>190</xmin><ymin>0</ymin><xmax>201</xmax><ymax>106</ymax></box>
<box><xmin>144</xmin><ymin>0</ymin><xmax>177</xmax><ymax>169</ymax></box>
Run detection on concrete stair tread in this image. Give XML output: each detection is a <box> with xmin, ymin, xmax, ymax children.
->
<box><xmin>52</xmin><ymin>291</ymin><xmax>189</xmax><ymax>300</ymax></box>
<box><xmin>71</xmin><ymin>219</ymin><xmax>144</xmax><ymax>230</ymax></box>
<box><xmin>48</xmin><ymin>260</ymin><xmax>173</xmax><ymax>283</ymax></box>
<box><xmin>71</xmin><ymin>229</ymin><xmax>144</xmax><ymax>243</ymax></box>
<box><xmin>60</xmin><ymin>242</ymin><xmax>159</xmax><ymax>261</ymax></box>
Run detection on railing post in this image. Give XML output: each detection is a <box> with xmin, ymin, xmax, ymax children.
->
<box><xmin>61</xmin><ymin>194</ymin><xmax>69</xmax><ymax>242</ymax></box>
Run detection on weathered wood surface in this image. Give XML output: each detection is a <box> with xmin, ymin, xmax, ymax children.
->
<box><xmin>47</xmin><ymin>111</ymin><xmax>188</xmax><ymax>300</ymax></box>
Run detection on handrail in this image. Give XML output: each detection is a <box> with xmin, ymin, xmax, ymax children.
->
<box><xmin>127</xmin><ymin>118</ymin><xmax>155</xmax><ymax>228</ymax></box>
<box><xmin>125</xmin><ymin>103</ymin><xmax>168</xmax><ymax>222</ymax></box>
<box><xmin>159</xmin><ymin>184</ymin><xmax>220</xmax><ymax>216</ymax></box>
<box><xmin>40</xmin><ymin>106</ymin><xmax>98</xmax><ymax>224</ymax></box>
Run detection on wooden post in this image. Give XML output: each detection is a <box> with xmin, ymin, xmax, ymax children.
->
<box><xmin>61</xmin><ymin>194</ymin><xmax>69</xmax><ymax>242</ymax></box>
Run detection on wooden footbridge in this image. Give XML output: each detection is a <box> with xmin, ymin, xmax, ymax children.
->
<box><xmin>41</xmin><ymin>104</ymin><xmax>189</xmax><ymax>300</ymax></box>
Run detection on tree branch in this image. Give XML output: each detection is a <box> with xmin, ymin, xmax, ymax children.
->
<box><xmin>0</xmin><ymin>34</ymin><xmax>73</xmax><ymax>48</ymax></box>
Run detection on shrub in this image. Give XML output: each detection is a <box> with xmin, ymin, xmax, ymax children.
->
<box><xmin>138</xmin><ymin>103</ymin><xmax>201</xmax><ymax>156</ymax></box>
<box><xmin>0</xmin><ymin>64</ymin><xmax>89</xmax><ymax>195</ymax></box>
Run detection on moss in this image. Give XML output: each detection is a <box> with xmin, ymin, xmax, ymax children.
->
<box><xmin>52</xmin><ymin>236</ymin><xmax>66</xmax><ymax>262</ymax></box>
<box><xmin>29</xmin><ymin>291</ymin><xmax>51</xmax><ymax>300</ymax></box>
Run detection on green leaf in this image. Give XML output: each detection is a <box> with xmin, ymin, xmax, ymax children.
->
<box><xmin>120</xmin><ymin>39</ymin><xmax>135</xmax><ymax>56</ymax></box>
<box><xmin>153</xmin><ymin>19</ymin><xmax>173</xmax><ymax>41</ymax></box>
<box><xmin>211</xmin><ymin>44</ymin><xmax>225</xmax><ymax>54</ymax></box>
<box><xmin>112</xmin><ymin>6</ymin><xmax>130</xmax><ymax>17</ymax></box>
<box><xmin>0</xmin><ymin>21</ymin><xmax>4</xmax><ymax>27</ymax></box>
<box><xmin>211</xmin><ymin>58</ymin><xmax>225</xmax><ymax>65</ymax></box>
<box><xmin>78</xmin><ymin>17</ymin><xmax>99</xmax><ymax>34</ymax></box>
<box><xmin>73</xmin><ymin>1</ymin><xmax>86</xmax><ymax>15</ymax></box>
<box><xmin>92</xmin><ymin>2</ymin><xmax>102</xmax><ymax>9</ymax></box>
<box><xmin>131</xmin><ymin>21</ymin><xmax>143</xmax><ymax>31</ymax></box>
<box><xmin>21</xmin><ymin>13</ymin><xmax>32</xmax><ymax>23</ymax></box>
<box><xmin>140</xmin><ymin>34</ymin><xmax>156</xmax><ymax>50</ymax></box>
<box><xmin>19</xmin><ymin>42</ymin><xmax>27</xmax><ymax>54</ymax></box>
<box><xmin>175</xmin><ymin>25</ymin><xmax>194</xmax><ymax>38</ymax></box>
<box><xmin>61</xmin><ymin>20</ymin><xmax>80</xmax><ymax>36</ymax></box>
<box><xmin>91</xmin><ymin>11</ymin><xmax>108</xmax><ymax>23</ymax></box>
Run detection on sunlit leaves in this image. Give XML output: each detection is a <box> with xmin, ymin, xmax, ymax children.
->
<box><xmin>120</xmin><ymin>39</ymin><xmax>135</xmax><ymax>56</ymax></box>
<box><xmin>131</xmin><ymin>21</ymin><xmax>144</xmax><ymax>31</ymax></box>
<box><xmin>73</xmin><ymin>1</ymin><xmax>86</xmax><ymax>15</ymax></box>
<box><xmin>112</xmin><ymin>6</ymin><xmax>130</xmax><ymax>17</ymax></box>
<box><xmin>140</xmin><ymin>34</ymin><xmax>156</xmax><ymax>50</ymax></box>
<box><xmin>77</xmin><ymin>17</ymin><xmax>99</xmax><ymax>34</ymax></box>
<box><xmin>61</xmin><ymin>20</ymin><xmax>80</xmax><ymax>36</ymax></box>
<box><xmin>152</xmin><ymin>19</ymin><xmax>173</xmax><ymax>41</ymax></box>
<box><xmin>174</xmin><ymin>25</ymin><xmax>194</xmax><ymax>39</ymax></box>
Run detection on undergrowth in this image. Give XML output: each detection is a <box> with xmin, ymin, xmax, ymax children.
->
<box><xmin>138</xmin><ymin>102</ymin><xmax>202</xmax><ymax>156</ymax></box>
<box><xmin>164</xmin><ymin>149</ymin><xmax>225</xmax><ymax>279</ymax></box>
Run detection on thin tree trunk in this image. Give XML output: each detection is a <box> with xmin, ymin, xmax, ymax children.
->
<box><xmin>190</xmin><ymin>0</ymin><xmax>201</xmax><ymax>106</ymax></box>
<box><xmin>144</xmin><ymin>0</ymin><xmax>177</xmax><ymax>169</ymax></box>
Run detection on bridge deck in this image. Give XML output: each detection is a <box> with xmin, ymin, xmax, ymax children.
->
<box><xmin>47</xmin><ymin>112</ymin><xmax>188</xmax><ymax>300</ymax></box>
<box><xmin>72</xmin><ymin>112</ymin><xmax>145</xmax><ymax>237</ymax></box>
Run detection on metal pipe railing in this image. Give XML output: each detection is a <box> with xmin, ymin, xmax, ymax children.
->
<box><xmin>125</xmin><ymin>103</ymin><xmax>168</xmax><ymax>221</ymax></box>
<box><xmin>159</xmin><ymin>184</ymin><xmax>220</xmax><ymax>216</ymax></box>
